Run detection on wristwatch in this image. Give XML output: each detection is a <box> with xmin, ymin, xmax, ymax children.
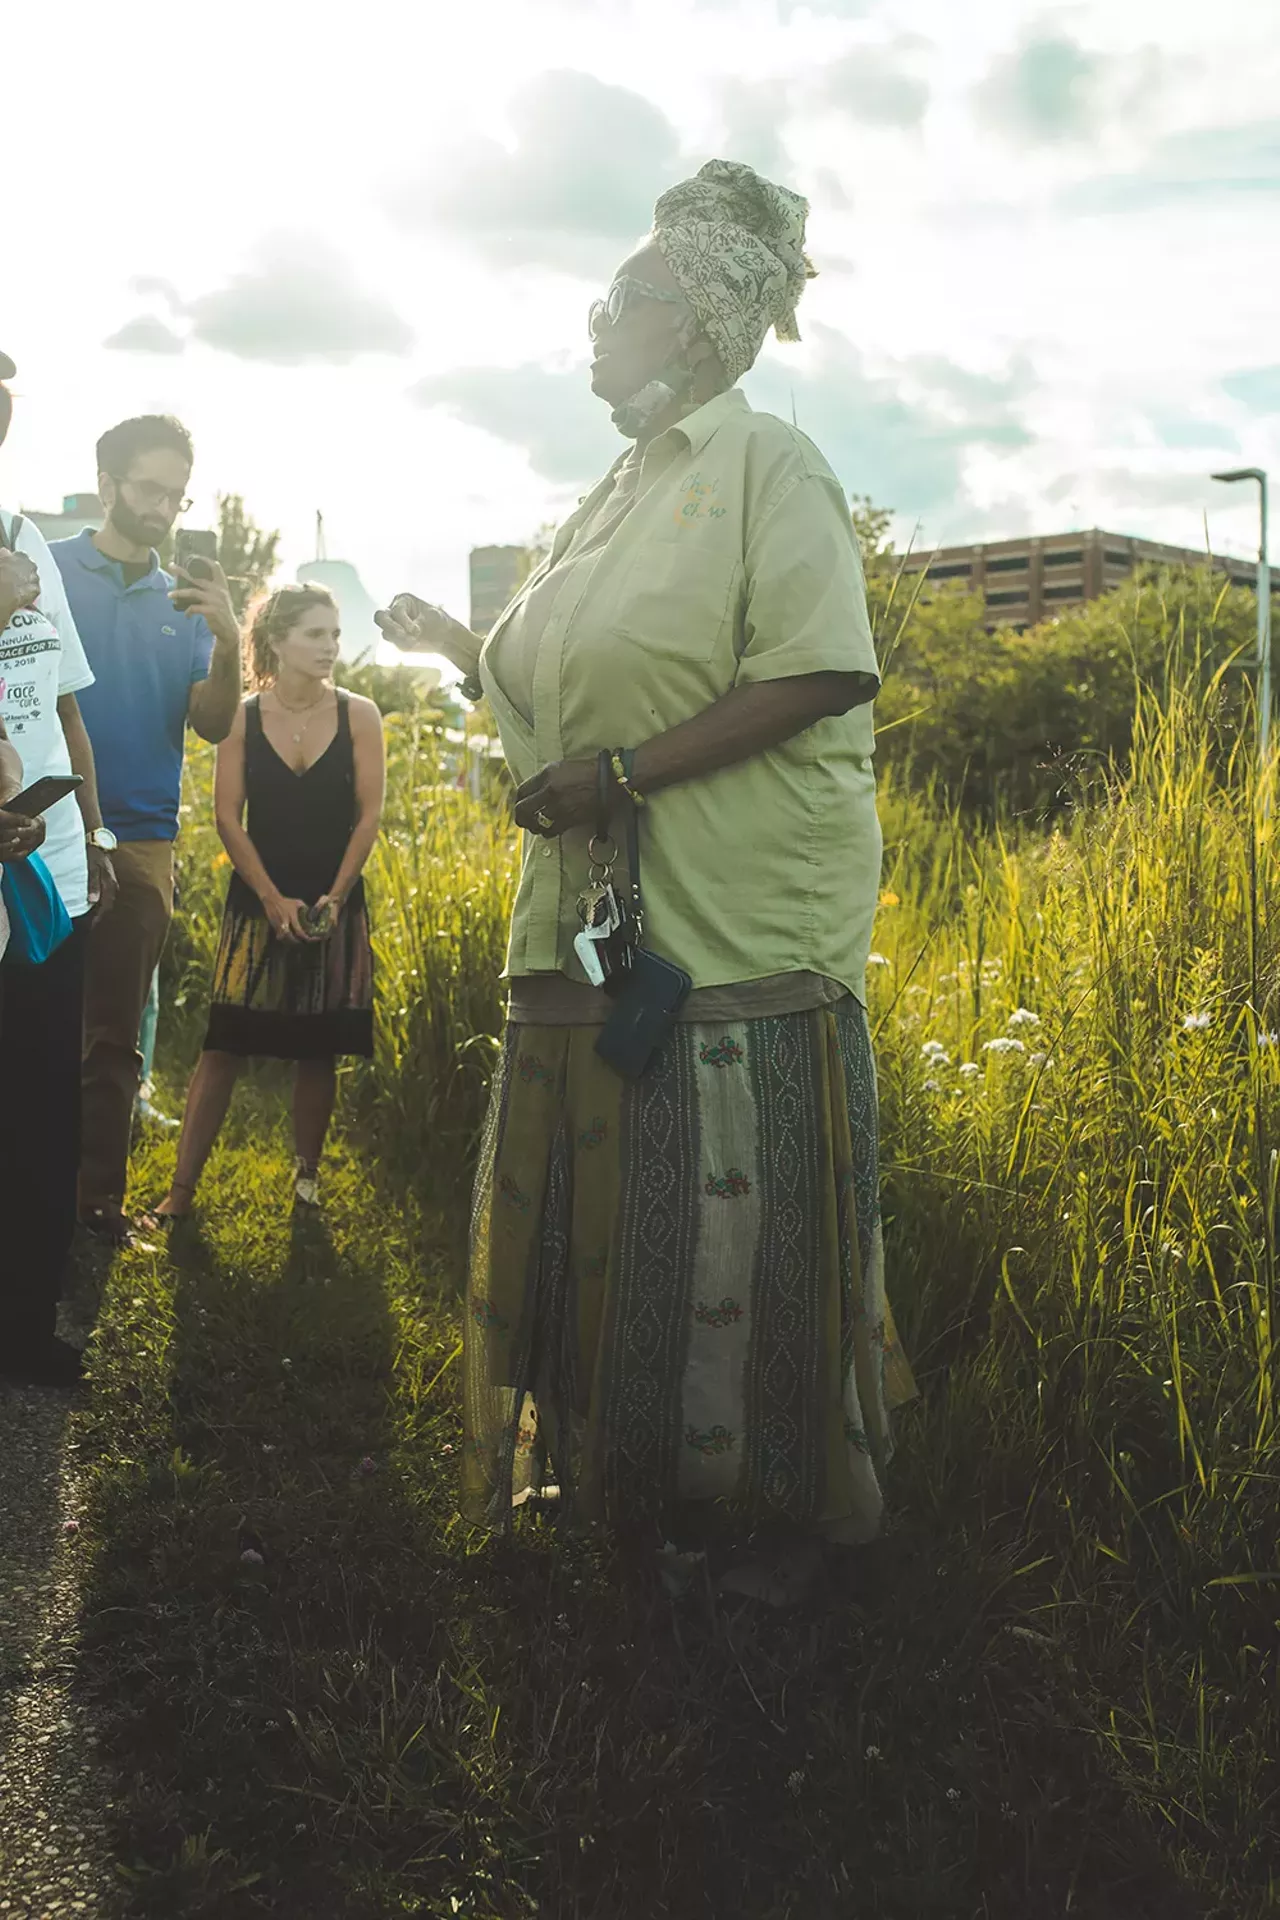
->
<box><xmin>86</xmin><ymin>826</ymin><xmax>119</xmax><ymax>852</ymax></box>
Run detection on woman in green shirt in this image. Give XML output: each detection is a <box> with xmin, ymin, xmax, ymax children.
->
<box><xmin>380</xmin><ymin>161</ymin><xmax>915</xmax><ymax>1603</ymax></box>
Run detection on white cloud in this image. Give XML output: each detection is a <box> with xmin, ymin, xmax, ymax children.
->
<box><xmin>388</xmin><ymin>70</ymin><xmax>682</xmax><ymax>272</ymax></box>
<box><xmin>1064</xmin><ymin>118</ymin><xmax>1280</xmax><ymax>212</ymax></box>
<box><xmin>104</xmin><ymin>317</ymin><xmax>186</xmax><ymax>357</ymax></box>
<box><xmin>185</xmin><ymin>241</ymin><xmax>415</xmax><ymax>366</ymax></box>
<box><xmin>824</xmin><ymin>39</ymin><xmax>931</xmax><ymax>129</ymax></box>
<box><xmin>410</xmin><ymin>359</ymin><xmax>616</xmax><ymax>485</ymax></box>
<box><xmin>4</xmin><ymin>0</ymin><xmax>1279</xmax><ymax>609</ymax></box>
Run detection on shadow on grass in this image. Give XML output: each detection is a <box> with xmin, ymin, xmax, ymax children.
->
<box><xmin>72</xmin><ymin>1142</ymin><xmax>476</xmax><ymax>1916</ymax></box>
<box><xmin>64</xmin><ymin>1116</ymin><xmax>1220</xmax><ymax>1920</ymax></box>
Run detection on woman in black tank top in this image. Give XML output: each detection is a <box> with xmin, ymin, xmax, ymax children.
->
<box><xmin>154</xmin><ymin>586</ymin><xmax>385</xmax><ymax>1218</ymax></box>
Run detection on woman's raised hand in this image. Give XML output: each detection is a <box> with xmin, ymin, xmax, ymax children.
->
<box><xmin>375</xmin><ymin>594</ymin><xmax>475</xmax><ymax>673</ymax></box>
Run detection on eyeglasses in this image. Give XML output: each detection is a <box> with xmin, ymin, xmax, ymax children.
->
<box><xmin>116</xmin><ymin>476</ymin><xmax>192</xmax><ymax>514</ymax></box>
<box><xmin>589</xmin><ymin>275</ymin><xmax>687</xmax><ymax>340</ymax></box>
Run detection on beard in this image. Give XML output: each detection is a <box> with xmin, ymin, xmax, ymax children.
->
<box><xmin>109</xmin><ymin>497</ymin><xmax>168</xmax><ymax>549</ymax></box>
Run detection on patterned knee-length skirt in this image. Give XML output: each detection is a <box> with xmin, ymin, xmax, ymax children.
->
<box><xmin>203</xmin><ymin>884</ymin><xmax>374</xmax><ymax>1060</ymax></box>
<box><xmin>463</xmin><ymin>996</ymin><xmax>916</xmax><ymax>1541</ymax></box>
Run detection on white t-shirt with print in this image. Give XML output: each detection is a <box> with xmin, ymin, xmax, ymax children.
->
<box><xmin>0</xmin><ymin>511</ymin><xmax>94</xmax><ymax>918</ymax></box>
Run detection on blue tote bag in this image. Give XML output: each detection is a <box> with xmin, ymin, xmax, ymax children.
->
<box><xmin>1</xmin><ymin>849</ymin><xmax>73</xmax><ymax>967</ymax></box>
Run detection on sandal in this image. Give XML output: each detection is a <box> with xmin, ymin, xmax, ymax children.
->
<box><xmin>137</xmin><ymin>1182</ymin><xmax>197</xmax><ymax>1232</ymax></box>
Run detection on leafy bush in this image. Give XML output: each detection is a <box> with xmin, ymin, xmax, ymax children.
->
<box><xmin>871</xmin><ymin>563</ymin><xmax>1259</xmax><ymax>818</ymax></box>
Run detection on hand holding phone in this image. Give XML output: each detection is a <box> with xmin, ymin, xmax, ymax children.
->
<box><xmin>169</xmin><ymin>532</ymin><xmax>242</xmax><ymax>648</ymax></box>
<box><xmin>0</xmin><ymin>807</ymin><xmax>46</xmax><ymax>862</ymax></box>
<box><xmin>174</xmin><ymin>529</ymin><xmax>219</xmax><ymax>580</ymax></box>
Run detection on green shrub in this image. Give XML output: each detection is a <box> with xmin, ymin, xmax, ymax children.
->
<box><xmin>872</xmin><ymin>564</ymin><xmax>1259</xmax><ymax>817</ymax></box>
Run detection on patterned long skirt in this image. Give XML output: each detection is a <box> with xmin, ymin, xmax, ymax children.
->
<box><xmin>463</xmin><ymin>997</ymin><xmax>916</xmax><ymax>1543</ymax></box>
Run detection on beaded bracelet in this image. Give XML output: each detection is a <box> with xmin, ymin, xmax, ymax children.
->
<box><xmin>610</xmin><ymin>748</ymin><xmax>647</xmax><ymax>807</ymax></box>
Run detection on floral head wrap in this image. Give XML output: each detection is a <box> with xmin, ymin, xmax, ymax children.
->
<box><xmin>652</xmin><ymin>160</ymin><xmax>815</xmax><ymax>387</ymax></box>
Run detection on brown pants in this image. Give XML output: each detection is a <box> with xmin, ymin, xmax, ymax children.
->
<box><xmin>80</xmin><ymin>840</ymin><xmax>175</xmax><ymax>1215</ymax></box>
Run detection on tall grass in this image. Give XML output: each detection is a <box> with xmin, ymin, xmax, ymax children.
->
<box><xmin>873</xmin><ymin>680</ymin><xmax>1280</xmax><ymax>1886</ymax></box>
<box><xmin>140</xmin><ymin>664</ymin><xmax>1280</xmax><ymax>1903</ymax></box>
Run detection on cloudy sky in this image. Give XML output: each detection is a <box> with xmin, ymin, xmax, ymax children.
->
<box><xmin>6</xmin><ymin>0</ymin><xmax>1279</xmax><ymax>635</ymax></box>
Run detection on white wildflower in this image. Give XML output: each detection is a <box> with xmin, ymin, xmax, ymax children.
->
<box><xmin>983</xmin><ymin>1036</ymin><xmax>1027</xmax><ymax>1057</ymax></box>
<box><xmin>1028</xmin><ymin>1051</ymin><xmax>1048</xmax><ymax>1070</ymax></box>
<box><xmin>924</xmin><ymin>1077</ymin><xmax>943</xmax><ymax>1093</ymax></box>
<box><xmin>1259</xmin><ymin>1031</ymin><xmax>1279</xmax><ymax>1048</ymax></box>
<box><xmin>866</xmin><ymin>953</ymin><xmax>890</xmax><ymax>968</ymax></box>
<box><xmin>958</xmin><ymin>1061</ymin><xmax>982</xmax><ymax>1079</ymax></box>
<box><xmin>1181</xmin><ymin>1012</ymin><xmax>1211</xmax><ymax>1031</ymax></box>
<box><xmin>920</xmin><ymin>1039</ymin><xmax>950</xmax><ymax>1061</ymax></box>
<box><xmin>1006</xmin><ymin>1008</ymin><xmax>1041</xmax><ymax>1031</ymax></box>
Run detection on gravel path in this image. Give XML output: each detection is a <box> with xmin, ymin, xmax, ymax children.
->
<box><xmin>0</xmin><ymin>1380</ymin><xmax>117</xmax><ymax>1918</ymax></box>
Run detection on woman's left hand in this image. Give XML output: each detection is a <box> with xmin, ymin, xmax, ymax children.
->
<box><xmin>512</xmin><ymin>759</ymin><xmax>601</xmax><ymax>838</ymax></box>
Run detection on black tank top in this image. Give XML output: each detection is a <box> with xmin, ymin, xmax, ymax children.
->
<box><xmin>230</xmin><ymin>690</ymin><xmax>362</xmax><ymax>912</ymax></box>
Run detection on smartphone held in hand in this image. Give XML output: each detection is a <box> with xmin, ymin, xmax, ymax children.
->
<box><xmin>174</xmin><ymin>528</ymin><xmax>218</xmax><ymax>580</ymax></box>
<box><xmin>6</xmin><ymin>772</ymin><xmax>84</xmax><ymax>817</ymax></box>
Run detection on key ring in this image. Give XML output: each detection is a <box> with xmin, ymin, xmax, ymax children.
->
<box><xmin>587</xmin><ymin>833</ymin><xmax>617</xmax><ymax>882</ymax></box>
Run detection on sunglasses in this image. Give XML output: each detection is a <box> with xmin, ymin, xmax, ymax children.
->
<box><xmin>589</xmin><ymin>275</ymin><xmax>687</xmax><ymax>340</ymax></box>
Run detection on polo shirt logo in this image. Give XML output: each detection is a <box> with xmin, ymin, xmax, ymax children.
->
<box><xmin>161</xmin><ymin>624</ymin><xmax>177</xmax><ymax>636</ymax></box>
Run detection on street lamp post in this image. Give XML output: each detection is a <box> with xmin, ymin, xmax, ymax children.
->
<box><xmin>1213</xmin><ymin>467</ymin><xmax>1271</xmax><ymax>768</ymax></box>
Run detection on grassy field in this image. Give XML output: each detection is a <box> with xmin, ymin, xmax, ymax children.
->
<box><xmin>42</xmin><ymin>673</ymin><xmax>1280</xmax><ymax>1916</ymax></box>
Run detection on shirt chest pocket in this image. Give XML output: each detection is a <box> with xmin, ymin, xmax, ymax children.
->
<box><xmin>607</xmin><ymin>538</ymin><xmax>742</xmax><ymax>664</ymax></box>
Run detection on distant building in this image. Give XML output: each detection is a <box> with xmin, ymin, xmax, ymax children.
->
<box><xmin>900</xmin><ymin>528</ymin><xmax>1267</xmax><ymax>631</ymax></box>
<box><xmin>470</xmin><ymin>545</ymin><xmax>528</xmax><ymax>636</ymax></box>
<box><xmin>297</xmin><ymin>557</ymin><xmax>380</xmax><ymax>666</ymax></box>
<box><xmin>24</xmin><ymin>491</ymin><xmax>102</xmax><ymax>541</ymax></box>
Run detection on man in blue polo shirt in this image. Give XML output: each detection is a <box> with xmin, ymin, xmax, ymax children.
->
<box><xmin>52</xmin><ymin>414</ymin><xmax>243</xmax><ymax>1242</ymax></box>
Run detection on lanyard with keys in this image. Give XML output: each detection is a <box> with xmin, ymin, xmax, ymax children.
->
<box><xmin>572</xmin><ymin>750</ymin><xmax>634</xmax><ymax>989</ymax></box>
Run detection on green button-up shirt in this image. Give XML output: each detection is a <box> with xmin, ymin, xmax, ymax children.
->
<box><xmin>479</xmin><ymin>388</ymin><xmax>884</xmax><ymax>1004</ymax></box>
